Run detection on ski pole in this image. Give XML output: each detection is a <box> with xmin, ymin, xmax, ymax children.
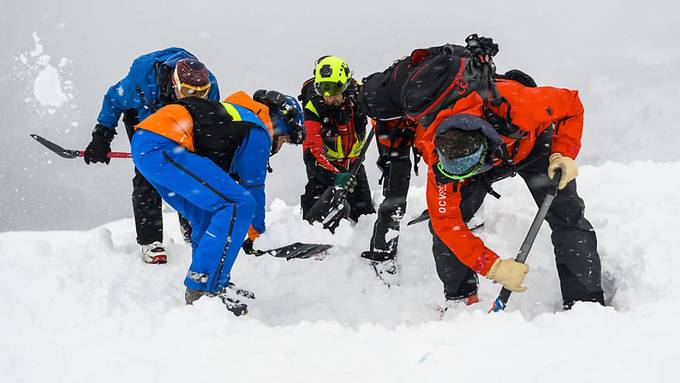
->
<box><xmin>30</xmin><ymin>134</ymin><xmax>131</xmax><ymax>159</ymax></box>
<box><xmin>489</xmin><ymin>168</ymin><xmax>562</xmax><ymax>313</ymax></box>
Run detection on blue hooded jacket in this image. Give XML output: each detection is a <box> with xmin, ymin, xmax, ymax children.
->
<box><xmin>96</xmin><ymin>47</ymin><xmax>220</xmax><ymax>129</ymax></box>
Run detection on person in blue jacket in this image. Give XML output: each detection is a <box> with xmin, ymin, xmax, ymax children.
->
<box><xmin>131</xmin><ymin>89</ymin><xmax>305</xmax><ymax>315</ymax></box>
<box><xmin>84</xmin><ymin>48</ymin><xmax>220</xmax><ymax>264</ymax></box>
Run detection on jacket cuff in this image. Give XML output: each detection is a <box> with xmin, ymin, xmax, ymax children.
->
<box><xmin>247</xmin><ymin>226</ymin><xmax>260</xmax><ymax>241</ymax></box>
<box><xmin>476</xmin><ymin>250</ymin><xmax>500</xmax><ymax>276</ymax></box>
<box><xmin>550</xmin><ymin>144</ymin><xmax>578</xmax><ymax>160</ymax></box>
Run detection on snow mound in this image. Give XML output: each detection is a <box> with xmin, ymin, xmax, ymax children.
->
<box><xmin>1</xmin><ymin>161</ymin><xmax>679</xmax><ymax>382</ymax></box>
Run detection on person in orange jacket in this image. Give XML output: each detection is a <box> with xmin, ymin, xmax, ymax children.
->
<box><xmin>415</xmin><ymin>77</ymin><xmax>604</xmax><ymax>311</ymax></box>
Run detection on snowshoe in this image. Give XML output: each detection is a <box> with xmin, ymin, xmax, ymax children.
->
<box><xmin>141</xmin><ymin>241</ymin><xmax>167</xmax><ymax>264</ymax></box>
<box><xmin>185</xmin><ymin>287</ymin><xmax>249</xmax><ymax>316</ymax></box>
<box><xmin>361</xmin><ymin>250</ymin><xmax>399</xmax><ymax>287</ymax></box>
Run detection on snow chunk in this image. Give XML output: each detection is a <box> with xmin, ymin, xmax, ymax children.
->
<box><xmin>33</xmin><ymin>64</ymin><xmax>68</xmax><ymax>107</ymax></box>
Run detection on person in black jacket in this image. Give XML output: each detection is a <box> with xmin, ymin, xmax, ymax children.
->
<box><xmin>299</xmin><ymin>56</ymin><xmax>375</xmax><ymax>232</ymax></box>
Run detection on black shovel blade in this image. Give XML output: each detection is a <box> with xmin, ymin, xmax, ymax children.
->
<box><xmin>30</xmin><ymin>134</ymin><xmax>82</xmax><ymax>159</ymax></box>
<box><xmin>305</xmin><ymin>186</ymin><xmax>346</xmax><ymax>224</ymax></box>
<box><xmin>265</xmin><ymin>242</ymin><xmax>334</xmax><ymax>260</ymax></box>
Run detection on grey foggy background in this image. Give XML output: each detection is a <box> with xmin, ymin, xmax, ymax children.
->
<box><xmin>1</xmin><ymin>0</ymin><xmax>678</xmax><ymax>232</ymax></box>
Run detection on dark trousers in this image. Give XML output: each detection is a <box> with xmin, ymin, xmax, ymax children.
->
<box><xmin>368</xmin><ymin>139</ymin><xmax>413</xmax><ymax>258</ymax></box>
<box><xmin>430</xmin><ymin>128</ymin><xmax>604</xmax><ymax>308</ymax></box>
<box><xmin>300</xmin><ymin>150</ymin><xmax>374</xmax><ymax>226</ymax></box>
<box><xmin>124</xmin><ymin>111</ymin><xmax>190</xmax><ymax>245</ymax></box>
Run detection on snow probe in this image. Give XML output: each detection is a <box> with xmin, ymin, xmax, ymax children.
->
<box><xmin>250</xmin><ymin>242</ymin><xmax>333</xmax><ymax>260</ymax></box>
<box><xmin>489</xmin><ymin>169</ymin><xmax>562</xmax><ymax>313</ymax></box>
<box><xmin>305</xmin><ymin>128</ymin><xmax>376</xmax><ymax>229</ymax></box>
<box><xmin>30</xmin><ymin>134</ymin><xmax>131</xmax><ymax>159</ymax></box>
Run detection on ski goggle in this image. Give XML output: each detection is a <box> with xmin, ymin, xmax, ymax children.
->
<box><xmin>173</xmin><ymin>70</ymin><xmax>211</xmax><ymax>99</ymax></box>
<box><xmin>314</xmin><ymin>80</ymin><xmax>348</xmax><ymax>97</ymax></box>
<box><xmin>436</xmin><ymin>142</ymin><xmax>487</xmax><ymax>180</ymax></box>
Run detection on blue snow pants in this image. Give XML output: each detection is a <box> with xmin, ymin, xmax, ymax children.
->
<box><xmin>131</xmin><ymin>129</ymin><xmax>255</xmax><ymax>293</ymax></box>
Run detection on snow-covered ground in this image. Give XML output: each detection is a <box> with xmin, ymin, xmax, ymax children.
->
<box><xmin>2</xmin><ymin>160</ymin><xmax>678</xmax><ymax>382</ymax></box>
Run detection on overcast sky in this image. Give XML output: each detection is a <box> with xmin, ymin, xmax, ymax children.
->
<box><xmin>1</xmin><ymin>0</ymin><xmax>678</xmax><ymax>231</ymax></box>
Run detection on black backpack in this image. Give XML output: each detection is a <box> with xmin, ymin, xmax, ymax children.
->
<box><xmin>359</xmin><ymin>35</ymin><xmax>503</xmax><ymax>126</ymax></box>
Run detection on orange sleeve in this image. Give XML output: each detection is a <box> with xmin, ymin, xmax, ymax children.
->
<box><xmin>247</xmin><ymin>225</ymin><xmax>261</xmax><ymax>241</ymax></box>
<box><xmin>501</xmin><ymin>83</ymin><xmax>584</xmax><ymax>160</ymax></box>
<box><xmin>135</xmin><ymin>104</ymin><xmax>195</xmax><ymax>152</ymax></box>
<box><xmin>426</xmin><ymin>169</ymin><xmax>499</xmax><ymax>275</ymax></box>
<box><xmin>545</xmin><ymin>88</ymin><xmax>584</xmax><ymax>159</ymax></box>
<box><xmin>302</xmin><ymin>119</ymin><xmax>339</xmax><ymax>173</ymax></box>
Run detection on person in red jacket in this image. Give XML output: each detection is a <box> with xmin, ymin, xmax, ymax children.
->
<box><xmin>299</xmin><ymin>56</ymin><xmax>374</xmax><ymax>231</ymax></box>
<box><xmin>415</xmin><ymin>78</ymin><xmax>604</xmax><ymax>310</ymax></box>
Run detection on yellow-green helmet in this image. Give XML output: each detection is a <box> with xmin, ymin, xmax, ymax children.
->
<box><xmin>313</xmin><ymin>55</ymin><xmax>352</xmax><ymax>96</ymax></box>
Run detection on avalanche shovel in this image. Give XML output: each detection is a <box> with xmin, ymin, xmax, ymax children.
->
<box><xmin>30</xmin><ymin>134</ymin><xmax>131</xmax><ymax>159</ymax></box>
<box><xmin>489</xmin><ymin>169</ymin><xmax>562</xmax><ymax>313</ymax></box>
<box><xmin>305</xmin><ymin>128</ymin><xmax>375</xmax><ymax>229</ymax></box>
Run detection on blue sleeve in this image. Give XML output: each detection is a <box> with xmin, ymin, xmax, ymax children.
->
<box><xmin>231</xmin><ymin>127</ymin><xmax>271</xmax><ymax>234</ymax></box>
<box><xmin>96</xmin><ymin>75</ymin><xmax>141</xmax><ymax>129</ymax></box>
<box><xmin>207</xmin><ymin>71</ymin><xmax>220</xmax><ymax>101</ymax></box>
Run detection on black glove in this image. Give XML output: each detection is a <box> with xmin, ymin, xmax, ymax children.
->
<box><xmin>242</xmin><ymin>238</ymin><xmax>263</xmax><ymax>256</ymax></box>
<box><xmin>84</xmin><ymin>124</ymin><xmax>116</xmax><ymax>165</ymax></box>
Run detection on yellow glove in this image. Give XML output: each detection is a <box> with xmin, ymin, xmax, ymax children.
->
<box><xmin>486</xmin><ymin>258</ymin><xmax>529</xmax><ymax>292</ymax></box>
<box><xmin>548</xmin><ymin>153</ymin><xmax>578</xmax><ymax>190</ymax></box>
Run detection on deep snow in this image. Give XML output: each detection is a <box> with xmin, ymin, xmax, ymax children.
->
<box><xmin>2</xmin><ymin>160</ymin><xmax>679</xmax><ymax>382</ymax></box>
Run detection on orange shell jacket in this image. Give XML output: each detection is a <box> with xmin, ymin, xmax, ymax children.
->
<box><xmin>416</xmin><ymin>79</ymin><xmax>585</xmax><ymax>275</ymax></box>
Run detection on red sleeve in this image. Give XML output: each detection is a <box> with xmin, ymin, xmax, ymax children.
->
<box><xmin>501</xmin><ymin>83</ymin><xmax>584</xmax><ymax>160</ymax></box>
<box><xmin>426</xmin><ymin>168</ymin><xmax>499</xmax><ymax>275</ymax></box>
<box><xmin>546</xmin><ymin>88</ymin><xmax>584</xmax><ymax>160</ymax></box>
<box><xmin>302</xmin><ymin>119</ymin><xmax>339</xmax><ymax>173</ymax></box>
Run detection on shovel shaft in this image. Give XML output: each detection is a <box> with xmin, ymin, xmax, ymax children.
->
<box><xmin>490</xmin><ymin>169</ymin><xmax>562</xmax><ymax>313</ymax></box>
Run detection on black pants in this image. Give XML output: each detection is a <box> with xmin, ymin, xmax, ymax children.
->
<box><xmin>430</xmin><ymin>128</ymin><xmax>604</xmax><ymax>308</ymax></box>
<box><xmin>300</xmin><ymin>150</ymin><xmax>374</xmax><ymax>227</ymax></box>
<box><xmin>368</xmin><ymin>138</ymin><xmax>413</xmax><ymax>258</ymax></box>
<box><xmin>124</xmin><ymin>110</ymin><xmax>190</xmax><ymax>245</ymax></box>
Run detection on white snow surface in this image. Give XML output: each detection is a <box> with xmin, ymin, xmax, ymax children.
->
<box><xmin>1</xmin><ymin>161</ymin><xmax>679</xmax><ymax>382</ymax></box>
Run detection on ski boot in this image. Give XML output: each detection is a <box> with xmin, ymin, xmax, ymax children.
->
<box><xmin>439</xmin><ymin>294</ymin><xmax>479</xmax><ymax>319</ymax></box>
<box><xmin>218</xmin><ymin>282</ymin><xmax>255</xmax><ymax>316</ymax></box>
<box><xmin>141</xmin><ymin>241</ymin><xmax>167</xmax><ymax>264</ymax></box>
<box><xmin>361</xmin><ymin>249</ymin><xmax>399</xmax><ymax>287</ymax></box>
<box><xmin>185</xmin><ymin>283</ymin><xmax>254</xmax><ymax>317</ymax></box>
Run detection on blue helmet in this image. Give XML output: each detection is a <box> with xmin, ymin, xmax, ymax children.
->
<box><xmin>253</xmin><ymin>89</ymin><xmax>306</xmax><ymax>145</ymax></box>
